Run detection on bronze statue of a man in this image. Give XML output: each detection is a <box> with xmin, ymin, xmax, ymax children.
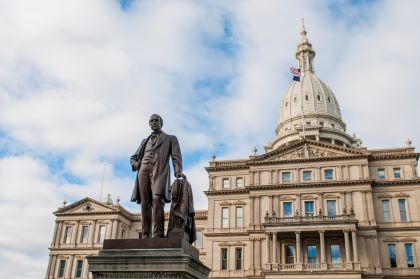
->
<box><xmin>130</xmin><ymin>114</ymin><xmax>183</xmax><ymax>238</ymax></box>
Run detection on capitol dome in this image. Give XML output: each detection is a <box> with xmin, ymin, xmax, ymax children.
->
<box><xmin>265</xmin><ymin>22</ymin><xmax>359</xmax><ymax>152</ymax></box>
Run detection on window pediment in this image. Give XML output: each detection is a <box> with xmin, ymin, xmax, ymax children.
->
<box><xmin>279</xmin><ymin>195</ymin><xmax>295</xmax><ymax>201</ymax></box>
<box><xmin>231</xmin><ymin>241</ymin><xmax>245</xmax><ymax>246</ymax></box>
<box><xmin>377</xmin><ymin>193</ymin><xmax>393</xmax><ymax>199</ymax></box>
<box><xmin>220</xmin><ymin>201</ymin><xmax>232</xmax><ymax>206</ymax></box>
<box><xmin>233</xmin><ymin>200</ymin><xmax>246</xmax><ymax>205</ymax></box>
<box><xmin>218</xmin><ymin>242</ymin><xmax>230</xmax><ymax>247</ymax></box>
<box><xmin>394</xmin><ymin>192</ymin><xmax>410</xmax><ymax>198</ymax></box>
<box><xmin>383</xmin><ymin>238</ymin><xmax>399</xmax><ymax>243</ymax></box>
<box><xmin>401</xmin><ymin>237</ymin><xmax>416</xmax><ymax>242</ymax></box>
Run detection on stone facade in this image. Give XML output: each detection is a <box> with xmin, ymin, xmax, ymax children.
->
<box><xmin>45</xmin><ymin>24</ymin><xmax>420</xmax><ymax>279</ymax></box>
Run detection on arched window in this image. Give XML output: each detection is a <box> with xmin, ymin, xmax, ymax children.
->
<box><xmin>327</xmin><ymin>96</ymin><xmax>331</xmax><ymax>103</ymax></box>
<box><xmin>294</xmin><ymin>97</ymin><xmax>297</xmax><ymax>103</ymax></box>
<box><xmin>285</xmin><ymin>102</ymin><xmax>288</xmax><ymax>107</ymax></box>
<box><xmin>317</xmin><ymin>95</ymin><xmax>320</xmax><ymax>101</ymax></box>
<box><xmin>305</xmin><ymin>95</ymin><xmax>308</xmax><ymax>101</ymax></box>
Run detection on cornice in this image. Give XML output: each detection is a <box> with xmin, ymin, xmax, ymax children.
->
<box><xmin>378</xmin><ymin>226</ymin><xmax>420</xmax><ymax>232</ymax></box>
<box><xmin>244</xmin><ymin>179</ymin><xmax>374</xmax><ymax>191</ymax></box>
<box><xmin>248</xmin><ymin>154</ymin><xmax>368</xmax><ymax>166</ymax></box>
<box><xmin>373</xmin><ymin>179</ymin><xmax>420</xmax><ymax>186</ymax></box>
<box><xmin>369</xmin><ymin>153</ymin><xmax>419</xmax><ymax>161</ymax></box>
<box><xmin>204</xmin><ymin>188</ymin><xmax>250</xmax><ymax>196</ymax></box>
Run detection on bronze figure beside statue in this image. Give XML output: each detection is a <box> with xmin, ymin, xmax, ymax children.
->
<box><xmin>130</xmin><ymin>114</ymin><xmax>196</xmax><ymax>243</ymax></box>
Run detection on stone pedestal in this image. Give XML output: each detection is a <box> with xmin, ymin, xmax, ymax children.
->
<box><xmin>87</xmin><ymin>232</ymin><xmax>210</xmax><ymax>279</ymax></box>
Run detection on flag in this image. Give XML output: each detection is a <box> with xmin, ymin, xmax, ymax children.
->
<box><xmin>290</xmin><ymin>67</ymin><xmax>301</xmax><ymax>81</ymax></box>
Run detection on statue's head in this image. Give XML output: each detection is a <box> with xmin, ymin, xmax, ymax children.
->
<box><xmin>149</xmin><ymin>114</ymin><xmax>163</xmax><ymax>132</ymax></box>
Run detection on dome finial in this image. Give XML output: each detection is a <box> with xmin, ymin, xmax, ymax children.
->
<box><xmin>300</xmin><ymin>18</ymin><xmax>308</xmax><ymax>43</ymax></box>
<box><xmin>295</xmin><ymin>19</ymin><xmax>315</xmax><ymax>73</ymax></box>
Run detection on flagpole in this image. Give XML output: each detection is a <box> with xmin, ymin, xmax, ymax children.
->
<box><xmin>301</xmin><ymin>71</ymin><xmax>306</xmax><ymax>139</ymax></box>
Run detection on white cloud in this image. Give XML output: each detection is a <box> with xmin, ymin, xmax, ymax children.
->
<box><xmin>1</xmin><ymin>1</ymin><xmax>420</xmax><ymax>278</ymax></box>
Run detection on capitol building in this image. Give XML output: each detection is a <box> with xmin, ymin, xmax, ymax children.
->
<box><xmin>45</xmin><ymin>25</ymin><xmax>420</xmax><ymax>279</ymax></box>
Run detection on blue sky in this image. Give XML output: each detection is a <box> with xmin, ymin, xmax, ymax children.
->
<box><xmin>1</xmin><ymin>0</ymin><xmax>420</xmax><ymax>278</ymax></box>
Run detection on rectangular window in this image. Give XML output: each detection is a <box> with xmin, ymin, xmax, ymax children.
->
<box><xmin>382</xmin><ymin>200</ymin><xmax>391</xmax><ymax>222</ymax></box>
<box><xmin>283</xmin><ymin>202</ymin><xmax>293</xmax><ymax>217</ymax></box>
<box><xmin>195</xmin><ymin>231</ymin><xmax>203</xmax><ymax>249</ymax></box>
<box><xmin>307</xmin><ymin>245</ymin><xmax>317</xmax><ymax>265</ymax></box>
<box><xmin>303</xmin><ymin>170</ymin><xmax>312</xmax><ymax>181</ymax></box>
<box><xmin>399</xmin><ymin>199</ymin><xmax>408</xmax><ymax>222</ymax></box>
<box><xmin>221</xmin><ymin>248</ymin><xmax>228</xmax><ymax>270</ymax></box>
<box><xmin>330</xmin><ymin>244</ymin><xmax>341</xmax><ymax>264</ymax></box>
<box><xmin>222</xmin><ymin>178</ymin><xmax>230</xmax><ymax>189</ymax></box>
<box><xmin>222</xmin><ymin>207</ymin><xmax>229</xmax><ymax>228</ymax></box>
<box><xmin>235</xmin><ymin>248</ymin><xmax>242</xmax><ymax>270</ymax></box>
<box><xmin>75</xmin><ymin>260</ymin><xmax>83</xmax><ymax>278</ymax></box>
<box><xmin>285</xmin><ymin>244</ymin><xmax>295</xmax><ymax>264</ymax></box>
<box><xmin>324</xmin><ymin>169</ymin><xmax>333</xmax><ymax>180</ymax></box>
<box><xmin>64</xmin><ymin>226</ymin><xmax>72</xmax><ymax>244</ymax></box>
<box><xmin>282</xmin><ymin>172</ymin><xmax>291</xmax><ymax>183</ymax></box>
<box><xmin>327</xmin><ymin>200</ymin><xmax>337</xmax><ymax>217</ymax></box>
<box><xmin>235</xmin><ymin>177</ymin><xmax>244</xmax><ymax>188</ymax></box>
<box><xmin>405</xmin><ymin>243</ymin><xmax>414</xmax><ymax>268</ymax></box>
<box><xmin>235</xmin><ymin>207</ymin><xmax>243</xmax><ymax>228</ymax></box>
<box><xmin>378</xmin><ymin>168</ymin><xmax>385</xmax><ymax>179</ymax></box>
<box><xmin>98</xmin><ymin>225</ymin><xmax>106</xmax><ymax>243</ymax></box>
<box><xmin>320</xmin><ymin>121</ymin><xmax>324</xmax><ymax>127</ymax></box>
<box><xmin>58</xmin><ymin>260</ymin><xmax>66</xmax><ymax>278</ymax></box>
<box><xmin>393</xmin><ymin>168</ymin><xmax>401</xmax><ymax>179</ymax></box>
<box><xmin>80</xmin><ymin>226</ymin><xmax>89</xmax><ymax>243</ymax></box>
<box><xmin>388</xmin><ymin>244</ymin><xmax>397</xmax><ymax>268</ymax></box>
<box><xmin>305</xmin><ymin>201</ymin><xmax>315</xmax><ymax>216</ymax></box>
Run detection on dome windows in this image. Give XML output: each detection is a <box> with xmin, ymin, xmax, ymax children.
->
<box><xmin>305</xmin><ymin>95</ymin><xmax>309</xmax><ymax>101</ymax></box>
<box><xmin>294</xmin><ymin>97</ymin><xmax>297</xmax><ymax>103</ymax></box>
<box><xmin>285</xmin><ymin>102</ymin><xmax>288</xmax><ymax>107</ymax></box>
<box><xmin>317</xmin><ymin>94</ymin><xmax>321</xmax><ymax>101</ymax></box>
<box><xmin>327</xmin><ymin>96</ymin><xmax>331</xmax><ymax>103</ymax></box>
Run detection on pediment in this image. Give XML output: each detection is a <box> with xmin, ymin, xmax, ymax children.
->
<box><xmin>253</xmin><ymin>140</ymin><xmax>366</xmax><ymax>163</ymax></box>
<box><xmin>54</xmin><ymin>197</ymin><xmax>117</xmax><ymax>215</ymax></box>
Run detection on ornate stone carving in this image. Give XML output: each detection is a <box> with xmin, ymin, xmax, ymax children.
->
<box><xmin>271</xmin><ymin>147</ymin><xmax>343</xmax><ymax>161</ymax></box>
<box><xmin>82</xmin><ymin>203</ymin><xmax>94</xmax><ymax>212</ymax></box>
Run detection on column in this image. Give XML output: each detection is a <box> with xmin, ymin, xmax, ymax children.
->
<box><xmin>295</xmin><ymin>231</ymin><xmax>302</xmax><ymax>270</ymax></box>
<box><xmin>111</xmin><ymin>219</ymin><xmax>118</xmax><ymax>238</ymax></box>
<box><xmin>54</xmin><ymin>221</ymin><xmax>63</xmax><ymax>247</ymax></box>
<box><xmin>256</xmin><ymin>238</ymin><xmax>262</xmax><ymax>270</ymax></box>
<box><xmin>316</xmin><ymin>167</ymin><xmax>321</xmax><ymax>181</ymax></box>
<box><xmin>281</xmin><ymin>243</ymin><xmax>286</xmax><ymax>265</ymax></box>
<box><xmin>64</xmin><ymin>256</ymin><xmax>74</xmax><ymax>278</ymax></box>
<box><xmin>45</xmin><ymin>255</ymin><xmax>53</xmax><ymax>278</ymax></box>
<box><xmin>351</xmin><ymin>230</ymin><xmax>360</xmax><ymax>270</ymax></box>
<box><xmin>317</xmin><ymin>193</ymin><xmax>324</xmax><ymax>216</ymax></box>
<box><xmin>344</xmin><ymin>230</ymin><xmax>352</xmax><ymax>269</ymax></box>
<box><xmin>72</xmin><ymin>221</ymin><xmax>80</xmax><ymax>245</ymax></box>
<box><xmin>255</xmin><ymin>196</ymin><xmax>261</xmax><ymax>228</ymax></box>
<box><xmin>272</xmin><ymin>233</ymin><xmax>278</xmax><ymax>270</ymax></box>
<box><xmin>294</xmin><ymin>168</ymin><xmax>299</xmax><ymax>183</ymax></box>
<box><xmin>372</xmin><ymin>235</ymin><xmax>382</xmax><ymax>273</ymax></box>
<box><xmin>366</xmin><ymin>190</ymin><xmax>376</xmax><ymax>225</ymax></box>
<box><xmin>319</xmin><ymin>230</ymin><xmax>327</xmax><ymax>270</ymax></box>
<box><xmin>295</xmin><ymin>194</ymin><xmax>301</xmax><ymax>215</ymax></box>
<box><xmin>265</xmin><ymin>233</ymin><xmax>271</xmax><ymax>269</ymax></box>
<box><xmin>250</xmin><ymin>171</ymin><xmax>254</xmax><ymax>186</ymax></box>
<box><xmin>249</xmin><ymin>197</ymin><xmax>255</xmax><ymax>229</ymax></box>
<box><xmin>268</xmin><ymin>195</ymin><xmax>273</xmax><ymax>215</ymax></box>
<box><xmin>337</xmin><ymin>165</ymin><xmax>343</xmax><ymax>180</ymax></box>
<box><xmin>268</xmin><ymin>170</ymin><xmax>272</xmax><ymax>184</ymax></box>
<box><xmin>273</xmin><ymin>170</ymin><xmax>279</xmax><ymax>185</ymax></box>
<box><xmin>51</xmin><ymin>221</ymin><xmax>59</xmax><ymax>247</ymax></box>
<box><xmin>49</xmin><ymin>255</ymin><xmax>57</xmax><ymax>278</ymax></box>
<box><xmin>255</xmin><ymin>171</ymin><xmax>260</xmax><ymax>185</ymax></box>
<box><xmin>250</xmin><ymin>238</ymin><xmax>255</xmax><ymax>272</ymax></box>
<box><xmin>90</xmin><ymin>220</ymin><xmax>97</xmax><ymax>244</ymax></box>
